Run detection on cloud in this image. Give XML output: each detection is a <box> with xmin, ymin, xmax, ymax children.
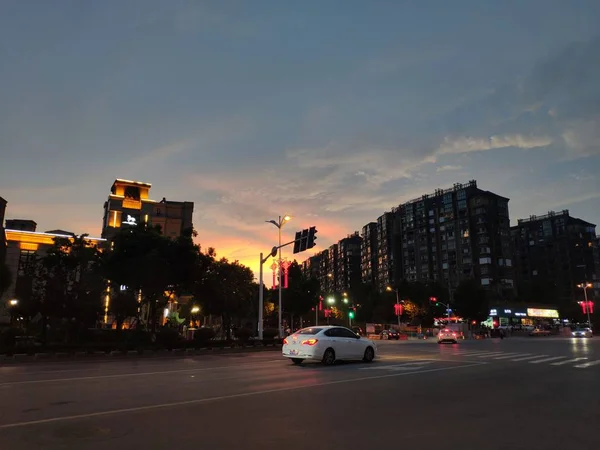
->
<box><xmin>435</xmin><ymin>35</ymin><xmax>600</xmax><ymax>160</ymax></box>
<box><xmin>436</xmin><ymin>165</ymin><xmax>462</xmax><ymax>173</ymax></box>
<box><xmin>438</xmin><ymin>134</ymin><xmax>553</xmax><ymax>154</ymax></box>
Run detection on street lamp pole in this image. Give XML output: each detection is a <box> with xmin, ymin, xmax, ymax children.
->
<box><xmin>267</xmin><ymin>215</ymin><xmax>290</xmax><ymax>338</ymax></box>
<box><xmin>278</xmin><ymin>217</ymin><xmax>282</xmax><ymax>337</ymax></box>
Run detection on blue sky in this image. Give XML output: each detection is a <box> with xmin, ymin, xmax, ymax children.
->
<box><xmin>1</xmin><ymin>0</ymin><xmax>599</xmax><ymax>276</ymax></box>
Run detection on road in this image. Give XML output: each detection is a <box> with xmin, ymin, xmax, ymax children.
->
<box><xmin>1</xmin><ymin>336</ymin><xmax>599</xmax><ymax>449</ymax></box>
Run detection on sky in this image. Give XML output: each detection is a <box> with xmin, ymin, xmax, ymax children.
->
<box><xmin>1</xmin><ymin>0</ymin><xmax>600</xmax><ymax>282</ymax></box>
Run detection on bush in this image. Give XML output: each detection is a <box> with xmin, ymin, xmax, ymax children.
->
<box><xmin>234</xmin><ymin>327</ymin><xmax>253</xmax><ymax>342</ymax></box>
<box><xmin>194</xmin><ymin>327</ymin><xmax>216</xmax><ymax>342</ymax></box>
<box><xmin>263</xmin><ymin>328</ymin><xmax>278</xmax><ymax>339</ymax></box>
<box><xmin>156</xmin><ymin>327</ymin><xmax>182</xmax><ymax>348</ymax></box>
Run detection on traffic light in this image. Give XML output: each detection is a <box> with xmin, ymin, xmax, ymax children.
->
<box><xmin>306</xmin><ymin>226</ymin><xmax>317</xmax><ymax>249</ymax></box>
<box><xmin>348</xmin><ymin>311</ymin><xmax>355</xmax><ymax>319</ymax></box>
<box><xmin>293</xmin><ymin>231</ymin><xmax>303</xmax><ymax>254</ymax></box>
<box><xmin>429</xmin><ymin>296</ymin><xmax>439</xmax><ymax>306</ymax></box>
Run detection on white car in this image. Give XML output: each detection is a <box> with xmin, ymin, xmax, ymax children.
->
<box><xmin>572</xmin><ymin>327</ymin><xmax>593</xmax><ymax>338</ymax></box>
<box><xmin>282</xmin><ymin>326</ymin><xmax>377</xmax><ymax>365</ymax></box>
<box><xmin>437</xmin><ymin>328</ymin><xmax>459</xmax><ymax>344</ymax></box>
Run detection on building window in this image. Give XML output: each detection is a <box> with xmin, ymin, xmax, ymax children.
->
<box><xmin>479</xmin><ymin>257</ymin><xmax>492</xmax><ymax>265</ymax></box>
<box><xmin>481</xmin><ymin>278</ymin><xmax>491</xmax><ymax>286</ymax></box>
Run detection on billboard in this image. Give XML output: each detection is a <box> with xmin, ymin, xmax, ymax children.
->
<box><xmin>526</xmin><ymin>308</ymin><xmax>559</xmax><ymax>318</ymax></box>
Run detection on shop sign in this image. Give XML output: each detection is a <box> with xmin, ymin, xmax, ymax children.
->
<box><xmin>527</xmin><ymin>308</ymin><xmax>559</xmax><ymax>318</ymax></box>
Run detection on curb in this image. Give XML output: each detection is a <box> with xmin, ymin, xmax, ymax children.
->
<box><xmin>0</xmin><ymin>344</ymin><xmax>282</xmax><ymax>364</ymax></box>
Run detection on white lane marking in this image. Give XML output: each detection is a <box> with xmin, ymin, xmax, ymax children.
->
<box><xmin>575</xmin><ymin>360</ymin><xmax>600</xmax><ymax>369</ymax></box>
<box><xmin>550</xmin><ymin>357</ymin><xmax>588</xmax><ymax>366</ymax></box>
<box><xmin>529</xmin><ymin>356</ymin><xmax>567</xmax><ymax>364</ymax></box>
<box><xmin>0</xmin><ymin>362</ymin><xmax>485</xmax><ymax>429</ymax></box>
<box><xmin>0</xmin><ymin>360</ymin><xmax>282</xmax><ymax>387</ymax></box>
<box><xmin>359</xmin><ymin>361</ymin><xmax>434</xmax><ymax>371</ymax></box>
<box><xmin>510</xmin><ymin>355</ymin><xmax>549</xmax><ymax>362</ymax></box>
<box><xmin>455</xmin><ymin>352</ymin><xmax>498</xmax><ymax>357</ymax></box>
<box><xmin>493</xmin><ymin>353</ymin><xmax>531</xmax><ymax>360</ymax></box>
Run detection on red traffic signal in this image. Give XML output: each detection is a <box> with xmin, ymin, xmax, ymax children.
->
<box><xmin>394</xmin><ymin>303</ymin><xmax>403</xmax><ymax>316</ymax></box>
<box><xmin>429</xmin><ymin>296</ymin><xmax>437</xmax><ymax>302</ymax></box>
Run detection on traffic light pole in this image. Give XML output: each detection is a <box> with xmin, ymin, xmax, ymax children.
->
<box><xmin>257</xmin><ymin>238</ymin><xmax>303</xmax><ymax>340</ymax></box>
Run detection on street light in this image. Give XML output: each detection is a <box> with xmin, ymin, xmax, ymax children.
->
<box><xmin>9</xmin><ymin>299</ymin><xmax>19</xmax><ymax>307</ymax></box>
<box><xmin>266</xmin><ymin>214</ymin><xmax>291</xmax><ymax>338</ymax></box>
<box><xmin>327</xmin><ymin>297</ymin><xmax>335</xmax><ymax>305</ymax></box>
<box><xmin>191</xmin><ymin>306</ymin><xmax>200</xmax><ymax>314</ymax></box>
<box><xmin>386</xmin><ymin>286</ymin><xmax>401</xmax><ymax>326</ymax></box>
<box><xmin>577</xmin><ymin>282</ymin><xmax>593</xmax><ymax>329</ymax></box>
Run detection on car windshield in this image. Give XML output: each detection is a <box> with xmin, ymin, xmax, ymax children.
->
<box><xmin>295</xmin><ymin>328</ymin><xmax>323</xmax><ymax>335</ymax></box>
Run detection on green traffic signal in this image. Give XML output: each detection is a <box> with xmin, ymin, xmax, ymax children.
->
<box><xmin>348</xmin><ymin>311</ymin><xmax>355</xmax><ymax>319</ymax></box>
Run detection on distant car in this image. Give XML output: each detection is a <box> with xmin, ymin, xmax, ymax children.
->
<box><xmin>572</xmin><ymin>327</ymin><xmax>593</xmax><ymax>338</ymax></box>
<box><xmin>380</xmin><ymin>329</ymin><xmax>400</xmax><ymax>340</ymax></box>
<box><xmin>282</xmin><ymin>326</ymin><xmax>377</xmax><ymax>365</ymax></box>
<box><xmin>351</xmin><ymin>326</ymin><xmax>364</xmax><ymax>336</ymax></box>
<box><xmin>529</xmin><ymin>328</ymin><xmax>551</xmax><ymax>336</ymax></box>
<box><xmin>437</xmin><ymin>328</ymin><xmax>459</xmax><ymax>344</ymax></box>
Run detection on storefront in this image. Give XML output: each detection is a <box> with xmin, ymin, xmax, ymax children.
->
<box><xmin>487</xmin><ymin>306</ymin><xmax>560</xmax><ymax>328</ymax></box>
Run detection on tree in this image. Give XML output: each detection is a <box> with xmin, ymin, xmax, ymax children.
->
<box><xmin>108</xmin><ymin>289</ymin><xmax>140</xmax><ymax>331</ymax></box>
<box><xmin>281</xmin><ymin>262</ymin><xmax>320</xmax><ymax>322</ymax></box>
<box><xmin>197</xmin><ymin>258</ymin><xmax>255</xmax><ymax>340</ymax></box>
<box><xmin>25</xmin><ymin>234</ymin><xmax>106</xmax><ymax>341</ymax></box>
<box><xmin>104</xmin><ymin>225</ymin><xmax>176</xmax><ymax>332</ymax></box>
<box><xmin>452</xmin><ymin>279</ymin><xmax>489</xmax><ymax>322</ymax></box>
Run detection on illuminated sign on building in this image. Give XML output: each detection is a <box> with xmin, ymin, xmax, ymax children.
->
<box><xmin>489</xmin><ymin>309</ymin><xmax>498</xmax><ymax>316</ymax></box>
<box><xmin>123</xmin><ymin>214</ymin><xmax>138</xmax><ymax>226</ymax></box>
<box><xmin>527</xmin><ymin>308</ymin><xmax>559</xmax><ymax>318</ymax></box>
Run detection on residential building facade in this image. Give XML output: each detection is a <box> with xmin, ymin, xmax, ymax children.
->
<box><xmin>334</xmin><ymin>233</ymin><xmax>363</xmax><ymax>293</ymax></box>
<box><xmin>511</xmin><ymin>210</ymin><xmax>598</xmax><ymax>307</ymax></box>
<box><xmin>360</xmin><ymin>222</ymin><xmax>378</xmax><ymax>287</ymax></box>
<box><xmin>1</xmin><ymin>222</ymin><xmax>105</xmax><ymax>320</ymax></box>
<box><xmin>394</xmin><ymin>180</ymin><xmax>513</xmax><ymax>297</ymax></box>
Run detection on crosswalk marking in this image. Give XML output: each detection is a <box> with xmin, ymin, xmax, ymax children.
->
<box><xmin>551</xmin><ymin>357</ymin><xmax>588</xmax><ymax>366</ymax></box>
<box><xmin>414</xmin><ymin>349</ymin><xmax>600</xmax><ymax>369</ymax></box>
<box><xmin>494</xmin><ymin>353</ymin><xmax>531</xmax><ymax>360</ymax></box>
<box><xmin>575</xmin><ymin>360</ymin><xmax>600</xmax><ymax>369</ymax></box>
<box><xmin>510</xmin><ymin>355</ymin><xmax>549</xmax><ymax>361</ymax></box>
<box><xmin>529</xmin><ymin>356</ymin><xmax>567</xmax><ymax>364</ymax></box>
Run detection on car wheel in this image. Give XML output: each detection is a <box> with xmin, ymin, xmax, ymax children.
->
<box><xmin>363</xmin><ymin>346</ymin><xmax>375</xmax><ymax>363</ymax></box>
<box><xmin>322</xmin><ymin>348</ymin><xmax>336</xmax><ymax>365</ymax></box>
<box><xmin>291</xmin><ymin>358</ymin><xmax>303</xmax><ymax>365</ymax></box>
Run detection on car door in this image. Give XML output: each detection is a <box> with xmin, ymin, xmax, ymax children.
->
<box><xmin>336</xmin><ymin>327</ymin><xmax>363</xmax><ymax>359</ymax></box>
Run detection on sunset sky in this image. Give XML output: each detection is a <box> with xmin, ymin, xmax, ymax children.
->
<box><xmin>1</xmin><ymin>1</ymin><xmax>599</xmax><ymax>282</ymax></box>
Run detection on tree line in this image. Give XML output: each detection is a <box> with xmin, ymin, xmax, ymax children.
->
<box><xmin>3</xmin><ymin>222</ymin><xmax>505</xmax><ymax>344</ymax></box>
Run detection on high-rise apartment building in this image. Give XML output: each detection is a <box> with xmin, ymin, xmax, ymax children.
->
<box><xmin>101</xmin><ymin>179</ymin><xmax>194</xmax><ymax>241</ymax></box>
<box><xmin>361</xmin><ymin>222</ymin><xmax>378</xmax><ymax>286</ymax></box>
<box><xmin>375</xmin><ymin>212</ymin><xmax>397</xmax><ymax>292</ymax></box>
<box><xmin>394</xmin><ymin>180</ymin><xmax>513</xmax><ymax>297</ymax></box>
<box><xmin>334</xmin><ymin>233</ymin><xmax>363</xmax><ymax>292</ymax></box>
<box><xmin>511</xmin><ymin>210</ymin><xmax>598</xmax><ymax>306</ymax></box>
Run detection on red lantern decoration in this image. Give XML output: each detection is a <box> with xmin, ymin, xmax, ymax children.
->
<box><xmin>281</xmin><ymin>260</ymin><xmax>291</xmax><ymax>288</ymax></box>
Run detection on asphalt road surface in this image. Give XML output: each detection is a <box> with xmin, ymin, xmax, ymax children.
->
<box><xmin>1</xmin><ymin>336</ymin><xmax>599</xmax><ymax>449</ymax></box>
